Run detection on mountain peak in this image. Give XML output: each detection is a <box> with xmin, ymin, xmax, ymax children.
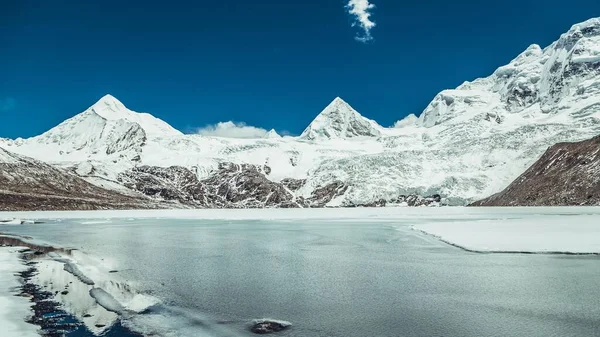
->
<box><xmin>300</xmin><ymin>97</ymin><xmax>382</xmax><ymax>140</ymax></box>
<box><xmin>90</xmin><ymin>94</ymin><xmax>129</xmax><ymax>120</ymax></box>
<box><xmin>264</xmin><ymin>129</ymin><xmax>282</xmax><ymax>139</ymax></box>
<box><xmin>84</xmin><ymin>95</ymin><xmax>182</xmax><ymax>137</ymax></box>
<box><xmin>568</xmin><ymin>17</ymin><xmax>600</xmax><ymax>34</ymax></box>
<box><xmin>326</xmin><ymin>96</ymin><xmax>352</xmax><ymax>110</ymax></box>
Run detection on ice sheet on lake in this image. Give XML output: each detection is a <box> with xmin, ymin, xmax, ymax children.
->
<box><xmin>415</xmin><ymin>215</ymin><xmax>600</xmax><ymax>254</ymax></box>
<box><xmin>0</xmin><ymin>247</ymin><xmax>39</xmax><ymax>337</ymax></box>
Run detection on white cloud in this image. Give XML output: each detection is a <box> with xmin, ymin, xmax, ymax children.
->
<box><xmin>393</xmin><ymin>114</ymin><xmax>419</xmax><ymax>128</ymax></box>
<box><xmin>196</xmin><ymin>121</ymin><xmax>271</xmax><ymax>139</ymax></box>
<box><xmin>346</xmin><ymin>0</ymin><xmax>376</xmax><ymax>42</ymax></box>
<box><xmin>0</xmin><ymin>97</ymin><xmax>16</xmax><ymax>112</ymax></box>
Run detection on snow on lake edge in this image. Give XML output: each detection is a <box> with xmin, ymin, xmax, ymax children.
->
<box><xmin>3</xmin><ymin>206</ymin><xmax>600</xmax><ymax>221</ymax></box>
<box><xmin>414</xmin><ymin>215</ymin><xmax>600</xmax><ymax>254</ymax></box>
<box><xmin>0</xmin><ymin>247</ymin><xmax>39</xmax><ymax>337</ymax></box>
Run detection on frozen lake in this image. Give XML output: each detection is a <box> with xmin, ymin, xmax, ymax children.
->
<box><xmin>1</xmin><ymin>207</ymin><xmax>600</xmax><ymax>337</ymax></box>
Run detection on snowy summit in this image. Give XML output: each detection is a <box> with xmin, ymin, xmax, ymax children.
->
<box><xmin>300</xmin><ymin>97</ymin><xmax>383</xmax><ymax>140</ymax></box>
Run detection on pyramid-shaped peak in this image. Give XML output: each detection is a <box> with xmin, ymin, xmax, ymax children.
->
<box><xmin>264</xmin><ymin>129</ymin><xmax>282</xmax><ymax>139</ymax></box>
<box><xmin>300</xmin><ymin>97</ymin><xmax>382</xmax><ymax>140</ymax></box>
<box><xmin>90</xmin><ymin>94</ymin><xmax>128</xmax><ymax>118</ymax></box>
<box><xmin>327</xmin><ymin>96</ymin><xmax>352</xmax><ymax>108</ymax></box>
<box><xmin>98</xmin><ymin>93</ymin><xmax>121</xmax><ymax>103</ymax></box>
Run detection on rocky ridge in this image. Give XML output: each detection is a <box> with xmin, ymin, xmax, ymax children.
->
<box><xmin>471</xmin><ymin>135</ymin><xmax>600</xmax><ymax>206</ymax></box>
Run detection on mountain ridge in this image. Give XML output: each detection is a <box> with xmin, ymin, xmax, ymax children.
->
<box><xmin>2</xmin><ymin>17</ymin><xmax>600</xmax><ymax>208</ymax></box>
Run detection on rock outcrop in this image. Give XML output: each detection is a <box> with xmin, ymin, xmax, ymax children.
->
<box><xmin>118</xmin><ymin>163</ymin><xmax>299</xmax><ymax>208</ymax></box>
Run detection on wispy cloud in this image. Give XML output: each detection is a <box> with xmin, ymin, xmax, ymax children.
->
<box><xmin>196</xmin><ymin>121</ymin><xmax>271</xmax><ymax>139</ymax></box>
<box><xmin>346</xmin><ymin>0</ymin><xmax>376</xmax><ymax>43</ymax></box>
<box><xmin>0</xmin><ymin>97</ymin><xmax>16</xmax><ymax>112</ymax></box>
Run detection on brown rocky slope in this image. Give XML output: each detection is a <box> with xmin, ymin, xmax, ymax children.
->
<box><xmin>0</xmin><ymin>148</ymin><xmax>157</xmax><ymax>211</ymax></box>
<box><xmin>471</xmin><ymin>135</ymin><xmax>600</xmax><ymax>206</ymax></box>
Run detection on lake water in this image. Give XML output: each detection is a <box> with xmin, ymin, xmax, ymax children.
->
<box><xmin>2</xmin><ymin>209</ymin><xmax>600</xmax><ymax>337</ymax></box>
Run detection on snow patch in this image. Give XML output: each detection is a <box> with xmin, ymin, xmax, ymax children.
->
<box><xmin>415</xmin><ymin>216</ymin><xmax>600</xmax><ymax>254</ymax></box>
<box><xmin>0</xmin><ymin>247</ymin><xmax>40</xmax><ymax>337</ymax></box>
<box><xmin>89</xmin><ymin>288</ymin><xmax>126</xmax><ymax>314</ymax></box>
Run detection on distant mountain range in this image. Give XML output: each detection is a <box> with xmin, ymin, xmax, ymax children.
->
<box><xmin>2</xmin><ymin>18</ymin><xmax>600</xmax><ymax>210</ymax></box>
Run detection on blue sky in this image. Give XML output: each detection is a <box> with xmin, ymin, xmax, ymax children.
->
<box><xmin>1</xmin><ymin>0</ymin><xmax>599</xmax><ymax>138</ymax></box>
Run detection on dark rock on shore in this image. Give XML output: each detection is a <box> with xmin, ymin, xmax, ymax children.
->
<box><xmin>471</xmin><ymin>135</ymin><xmax>600</xmax><ymax>206</ymax></box>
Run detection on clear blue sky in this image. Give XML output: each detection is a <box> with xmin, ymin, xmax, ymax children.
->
<box><xmin>1</xmin><ymin>0</ymin><xmax>599</xmax><ymax>138</ymax></box>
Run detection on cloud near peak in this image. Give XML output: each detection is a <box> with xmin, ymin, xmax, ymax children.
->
<box><xmin>196</xmin><ymin>121</ymin><xmax>272</xmax><ymax>139</ymax></box>
<box><xmin>346</xmin><ymin>0</ymin><xmax>376</xmax><ymax>42</ymax></box>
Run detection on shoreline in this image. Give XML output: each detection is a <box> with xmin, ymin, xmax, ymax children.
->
<box><xmin>0</xmin><ymin>236</ymin><xmax>146</xmax><ymax>337</ymax></box>
<box><xmin>413</xmin><ymin>228</ymin><xmax>600</xmax><ymax>256</ymax></box>
<box><xmin>3</xmin><ymin>205</ymin><xmax>600</xmax><ymax>222</ymax></box>
<box><xmin>413</xmin><ymin>218</ymin><xmax>600</xmax><ymax>255</ymax></box>
<box><xmin>0</xmin><ymin>246</ymin><xmax>39</xmax><ymax>337</ymax></box>
<box><xmin>1</xmin><ymin>233</ymin><xmax>269</xmax><ymax>337</ymax></box>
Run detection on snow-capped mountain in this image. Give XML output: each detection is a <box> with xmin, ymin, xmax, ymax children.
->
<box><xmin>264</xmin><ymin>129</ymin><xmax>282</xmax><ymax>139</ymax></box>
<box><xmin>299</xmin><ymin>97</ymin><xmax>383</xmax><ymax>140</ymax></box>
<box><xmin>2</xmin><ymin>17</ymin><xmax>600</xmax><ymax>208</ymax></box>
<box><xmin>1</xmin><ymin>95</ymin><xmax>180</xmax><ymax>164</ymax></box>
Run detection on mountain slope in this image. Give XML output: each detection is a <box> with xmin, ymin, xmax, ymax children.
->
<box><xmin>0</xmin><ymin>148</ymin><xmax>156</xmax><ymax>211</ymax></box>
<box><xmin>1</xmin><ymin>95</ymin><xmax>179</xmax><ymax>164</ymax></box>
<box><xmin>471</xmin><ymin>135</ymin><xmax>600</xmax><ymax>206</ymax></box>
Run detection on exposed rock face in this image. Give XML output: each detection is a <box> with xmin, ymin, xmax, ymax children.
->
<box><xmin>201</xmin><ymin>163</ymin><xmax>296</xmax><ymax>208</ymax></box>
<box><xmin>281</xmin><ymin>178</ymin><xmax>306</xmax><ymax>191</ymax></box>
<box><xmin>119</xmin><ymin>166</ymin><xmax>442</xmax><ymax>209</ymax></box>
<box><xmin>471</xmin><ymin>135</ymin><xmax>600</xmax><ymax>206</ymax></box>
<box><xmin>346</xmin><ymin>194</ymin><xmax>442</xmax><ymax>207</ymax></box>
<box><xmin>301</xmin><ymin>181</ymin><xmax>349</xmax><ymax>207</ymax></box>
<box><xmin>0</xmin><ymin>148</ymin><xmax>155</xmax><ymax>211</ymax></box>
<box><xmin>119</xmin><ymin>163</ymin><xmax>298</xmax><ymax>208</ymax></box>
<box><xmin>118</xmin><ymin>165</ymin><xmax>203</xmax><ymax>204</ymax></box>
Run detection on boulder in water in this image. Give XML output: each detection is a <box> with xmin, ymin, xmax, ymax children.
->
<box><xmin>250</xmin><ymin>319</ymin><xmax>292</xmax><ymax>334</ymax></box>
